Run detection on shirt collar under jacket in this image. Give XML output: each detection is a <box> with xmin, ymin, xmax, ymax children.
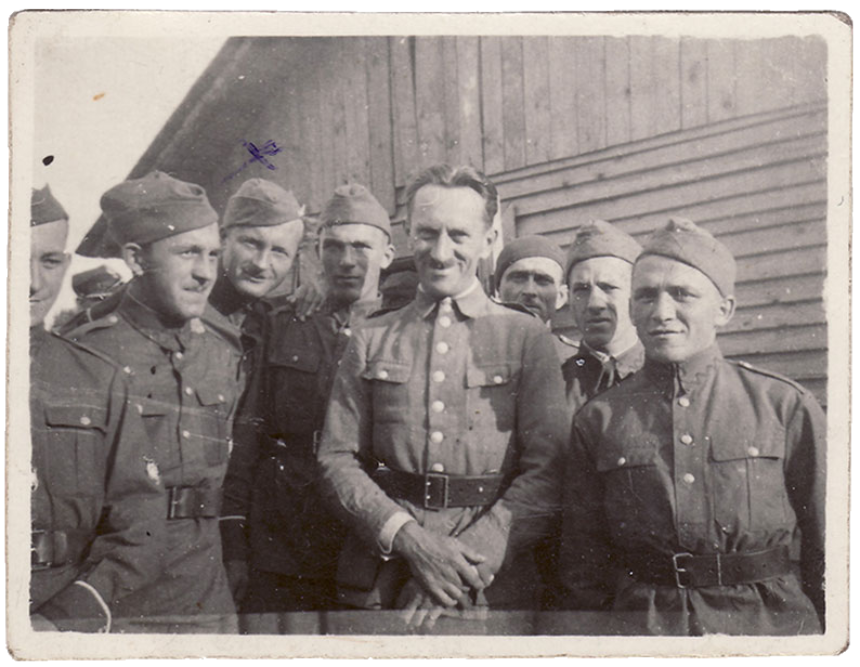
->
<box><xmin>414</xmin><ymin>277</ymin><xmax>484</xmax><ymax>320</ymax></box>
<box><xmin>581</xmin><ymin>338</ymin><xmax>645</xmax><ymax>379</ymax></box>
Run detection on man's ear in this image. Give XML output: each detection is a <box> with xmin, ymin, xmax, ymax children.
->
<box><xmin>555</xmin><ymin>283</ymin><xmax>569</xmax><ymax>311</ymax></box>
<box><xmin>479</xmin><ymin>225</ymin><xmax>498</xmax><ymax>260</ymax></box>
<box><xmin>715</xmin><ymin>294</ymin><xmax>736</xmax><ymax>327</ymax></box>
<box><xmin>121</xmin><ymin>243</ymin><xmax>146</xmax><ymax>277</ymax></box>
<box><xmin>381</xmin><ymin>240</ymin><xmax>396</xmax><ymax>271</ymax></box>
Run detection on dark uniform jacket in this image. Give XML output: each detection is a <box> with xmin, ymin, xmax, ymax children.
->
<box><xmin>317</xmin><ymin>285</ymin><xmax>568</xmax><ymax>608</ymax></box>
<box><xmin>30</xmin><ymin>327</ymin><xmax>163</xmax><ymax>632</ymax></box>
<box><xmin>221</xmin><ymin>297</ymin><xmax>381</xmax><ymax>579</ymax></box>
<box><xmin>560</xmin><ymin>344</ymin><xmax>825</xmax><ymax>635</ymax></box>
<box><xmin>561</xmin><ymin>339</ymin><xmax>645</xmax><ymax>416</ymax></box>
<box><xmin>65</xmin><ymin>289</ymin><xmax>243</xmax><ymax>628</ymax></box>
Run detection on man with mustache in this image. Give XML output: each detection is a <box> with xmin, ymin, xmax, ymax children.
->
<box><xmin>29</xmin><ymin>185</ymin><xmax>162</xmax><ymax>632</ymax></box>
<box><xmin>65</xmin><ymin>171</ymin><xmax>244</xmax><ymax>633</ymax></box>
<box><xmin>560</xmin><ymin>218</ymin><xmax>825</xmax><ymax>635</ymax></box>
<box><xmin>220</xmin><ymin>183</ymin><xmax>394</xmax><ymax>622</ymax></box>
<box><xmin>318</xmin><ymin>165</ymin><xmax>568</xmax><ymax>630</ymax></box>
<box><xmin>563</xmin><ymin>220</ymin><xmax>645</xmax><ymax>414</ymax></box>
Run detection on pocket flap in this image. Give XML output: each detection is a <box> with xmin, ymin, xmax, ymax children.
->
<box><xmin>362</xmin><ymin>361</ymin><xmax>411</xmax><ymax>383</ymax></box>
<box><xmin>595</xmin><ymin>442</ymin><xmax>657</xmax><ymax>472</ymax></box>
<box><xmin>196</xmin><ymin>385</ymin><xmax>231</xmax><ymax>407</ymax></box>
<box><xmin>466</xmin><ymin>363</ymin><xmax>513</xmax><ymax>388</ymax></box>
<box><xmin>44</xmin><ymin>403</ymin><xmax>107</xmax><ymax>430</ymax></box>
<box><xmin>269</xmin><ymin>346</ymin><xmax>320</xmax><ymax>373</ymax></box>
<box><xmin>710</xmin><ymin>426</ymin><xmax>786</xmax><ymax>461</ymax></box>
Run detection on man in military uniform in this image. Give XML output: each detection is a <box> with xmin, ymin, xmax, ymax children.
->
<box><xmin>493</xmin><ymin>235</ymin><xmax>574</xmax><ymax>362</ymax></box>
<box><xmin>221</xmin><ymin>184</ymin><xmax>395</xmax><ymax>622</ymax></box>
<box><xmin>65</xmin><ymin>171</ymin><xmax>244</xmax><ymax>633</ymax></box>
<box><xmin>72</xmin><ymin>265</ymin><xmax>124</xmax><ymax>310</ymax></box>
<box><xmin>29</xmin><ymin>185</ymin><xmax>162</xmax><ymax>632</ymax></box>
<box><xmin>560</xmin><ymin>218</ymin><xmax>826</xmax><ymax>635</ymax></box>
<box><xmin>317</xmin><ymin>165</ymin><xmax>568</xmax><ymax>630</ymax></box>
<box><xmin>563</xmin><ymin>220</ymin><xmax>644</xmax><ymax>414</ymax></box>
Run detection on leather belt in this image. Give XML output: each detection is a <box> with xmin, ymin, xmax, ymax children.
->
<box><xmin>624</xmin><ymin>546</ymin><xmax>792</xmax><ymax>588</ymax></box>
<box><xmin>372</xmin><ymin>466</ymin><xmax>505</xmax><ymax>510</ymax></box>
<box><xmin>31</xmin><ymin>530</ymin><xmax>89</xmax><ymax>569</ymax></box>
<box><xmin>166</xmin><ymin>485</ymin><xmax>221</xmax><ymax>519</ymax></box>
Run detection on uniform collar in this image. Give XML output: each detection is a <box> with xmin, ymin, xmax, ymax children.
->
<box><xmin>644</xmin><ymin>342</ymin><xmax>723</xmax><ymax>391</ymax></box>
<box><xmin>414</xmin><ymin>278</ymin><xmax>485</xmax><ymax>319</ymax></box>
<box><xmin>579</xmin><ymin>339</ymin><xmax>645</xmax><ymax>379</ymax></box>
<box><xmin>119</xmin><ymin>286</ymin><xmax>202</xmax><ymax>352</ymax></box>
<box><xmin>323</xmin><ymin>294</ymin><xmax>384</xmax><ymax>328</ymax></box>
<box><xmin>208</xmin><ymin>274</ymin><xmax>256</xmax><ymax>321</ymax></box>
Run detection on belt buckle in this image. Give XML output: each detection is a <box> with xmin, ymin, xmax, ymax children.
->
<box><xmin>672</xmin><ymin>552</ymin><xmax>694</xmax><ymax>589</ymax></box>
<box><xmin>167</xmin><ymin>486</ymin><xmax>183</xmax><ymax>520</ymax></box>
<box><xmin>423</xmin><ymin>472</ymin><xmax>449</xmax><ymax>510</ymax></box>
<box><xmin>31</xmin><ymin>530</ymin><xmax>52</xmax><ymax>570</ymax></box>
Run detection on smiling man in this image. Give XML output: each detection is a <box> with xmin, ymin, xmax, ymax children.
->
<box><xmin>562</xmin><ymin>220</ymin><xmax>644</xmax><ymax>414</ymax></box>
<box><xmin>65</xmin><ymin>171</ymin><xmax>244</xmax><ymax>633</ymax></box>
<box><xmin>560</xmin><ymin>218</ymin><xmax>825</xmax><ymax>635</ymax></box>
<box><xmin>317</xmin><ymin>165</ymin><xmax>568</xmax><ymax>630</ymax></box>
<box><xmin>220</xmin><ymin>183</ymin><xmax>394</xmax><ymax>624</ymax></box>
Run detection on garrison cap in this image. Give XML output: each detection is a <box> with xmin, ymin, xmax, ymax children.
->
<box><xmin>222</xmin><ymin>178</ymin><xmax>303</xmax><ymax>229</ymax></box>
<box><xmin>31</xmin><ymin>185</ymin><xmax>68</xmax><ymax>226</ymax></box>
<box><xmin>494</xmin><ymin>235</ymin><xmax>566</xmax><ymax>290</ymax></box>
<box><xmin>639</xmin><ymin>217</ymin><xmax>736</xmax><ymax>297</ymax></box>
<box><xmin>565</xmin><ymin>220</ymin><xmax>642</xmax><ymax>279</ymax></box>
<box><xmin>100</xmin><ymin>170</ymin><xmax>218</xmax><ymax>248</ymax></box>
<box><xmin>320</xmin><ymin>183</ymin><xmax>391</xmax><ymax>239</ymax></box>
<box><xmin>72</xmin><ymin>265</ymin><xmax>123</xmax><ymax>299</ymax></box>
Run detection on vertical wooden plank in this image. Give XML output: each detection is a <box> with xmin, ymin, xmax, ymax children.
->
<box><xmin>441</xmin><ymin>37</ymin><xmax>461</xmax><ymax>166</ymax></box>
<box><xmin>548</xmin><ymin>36</ymin><xmax>577</xmax><ymax>160</ymax></box>
<box><xmin>604</xmin><ymin>36</ymin><xmax>631</xmax><ymax>147</ymax></box>
<box><xmin>680</xmin><ymin>37</ymin><xmax>708</xmax><ymax>130</ymax></box>
<box><xmin>629</xmin><ymin>35</ymin><xmax>653</xmax><ymax>141</ymax></box>
<box><xmin>414</xmin><ymin>37</ymin><xmax>447</xmax><ymax>168</ymax></box>
<box><xmin>652</xmin><ymin>37</ymin><xmax>681</xmax><ymax>136</ymax></box>
<box><xmin>365</xmin><ymin>37</ymin><xmax>396</xmax><ymax>214</ymax></box>
<box><xmin>575</xmin><ymin>37</ymin><xmax>607</xmax><ymax>153</ymax></box>
<box><xmin>316</xmin><ymin>39</ymin><xmax>338</xmax><ymax>204</ymax></box>
<box><xmin>707</xmin><ymin>39</ymin><xmax>737</xmax><ymax>122</ymax></box>
<box><xmin>501</xmin><ymin>36</ymin><xmax>526</xmax><ymax>170</ymax></box>
<box><xmin>480</xmin><ymin>36</ymin><xmax>505</xmax><ymax>174</ymax></box>
<box><xmin>522</xmin><ymin>36</ymin><xmax>552</xmax><ymax>165</ymax></box>
<box><xmin>456</xmin><ymin>36</ymin><xmax>483</xmax><ymax>170</ymax></box>
<box><xmin>298</xmin><ymin>40</ymin><xmax>324</xmax><ymax>213</ymax></box>
<box><xmin>390</xmin><ymin>36</ymin><xmax>420</xmax><ymax>186</ymax></box>
<box><xmin>343</xmin><ymin>37</ymin><xmax>371</xmax><ymax>186</ymax></box>
<box><xmin>791</xmin><ymin>36</ymin><xmax>827</xmax><ymax>105</ymax></box>
<box><xmin>330</xmin><ymin>39</ymin><xmax>350</xmax><ymax>187</ymax></box>
<box><xmin>761</xmin><ymin>36</ymin><xmax>802</xmax><ymax>110</ymax></box>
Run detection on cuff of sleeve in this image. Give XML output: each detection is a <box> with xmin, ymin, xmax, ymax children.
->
<box><xmin>378</xmin><ymin>512</ymin><xmax>415</xmax><ymax>556</ymax></box>
<box><xmin>219</xmin><ymin>516</ymin><xmax>250</xmax><ymax>562</ymax></box>
<box><xmin>38</xmin><ymin>580</ymin><xmax>110</xmax><ymax>633</ymax></box>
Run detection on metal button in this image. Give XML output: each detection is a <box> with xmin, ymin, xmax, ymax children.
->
<box><xmin>185</xmin><ymin>387</ymin><xmax>194</xmax><ymax>396</ymax></box>
<box><xmin>108</xmin><ymin>315</ymin><xmax>118</xmax><ymax>324</ymax></box>
<box><xmin>575</xmin><ymin>358</ymin><xmax>585</xmax><ymax>367</ymax></box>
<box><xmin>174</xmin><ymin>351</ymin><xmax>183</xmax><ymax>361</ymax></box>
<box><xmin>439</xmin><ymin>299</ymin><xmax>453</xmax><ymax>312</ymax></box>
<box><xmin>344</xmin><ymin>327</ymin><xmax>352</xmax><ymax>337</ymax></box>
<box><xmin>123</xmin><ymin>366</ymin><xmax>133</xmax><ymax>375</ymax></box>
<box><xmin>435</xmin><ymin>342</ymin><xmax>449</xmax><ymax>354</ymax></box>
<box><xmin>135</xmin><ymin>404</ymin><xmax>144</xmax><ymax>414</ymax></box>
<box><xmin>680</xmin><ymin>433</ymin><xmax>693</xmax><ymax>445</ymax></box>
<box><xmin>377</xmin><ymin>369</ymin><xmax>389</xmax><ymax>380</ymax></box>
<box><xmin>683</xmin><ymin>473</ymin><xmax>695</xmax><ymax>484</ymax></box>
<box><xmin>182</xmin><ymin>430</ymin><xmax>190</xmax><ymax>439</ymax></box>
<box><xmin>432</xmin><ymin>370</ymin><xmax>446</xmax><ymax>383</ymax></box>
<box><xmin>431</xmin><ymin>400</ymin><xmax>445</xmax><ymax>413</ymax></box>
<box><xmin>291</xmin><ymin>355</ymin><xmax>299</xmax><ymax>362</ymax></box>
<box><xmin>430</xmin><ymin>431</ymin><xmax>444</xmax><ymax>444</ymax></box>
<box><xmin>217</xmin><ymin>394</ymin><xmax>225</xmax><ymax>403</ymax></box>
<box><xmin>747</xmin><ymin>446</ymin><xmax>760</xmax><ymax>457</ymax></box>
<box><xmin>678</xmin><ymin>396</ymin><xmax>690</xmax><ymax>407</ymax></box>
<box><xmin>493</xmin><ymin>375</ymin><xmax>504</xmax><ymax>384</ymax></box>
<box><xmin>430</xmin><ymin>463</ymin><xmax>445</xmax><ymax>472</ymax></box>
<box><xmin>79</xmin><ymin>415</ymin><xmax>91</xmax><ymax>426</ymax></box>
<box><xmin>439</xmin><ymin>316</ymin><xmax>452</xmax><ymax>328</ymax></box>
<box><xmin>617</xmin><ymin>457</ymin><xmax>626</xmax><ymax>466</ymax></box>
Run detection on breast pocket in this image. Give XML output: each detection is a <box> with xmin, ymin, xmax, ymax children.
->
<box><xmin>465</xmin><ymin>363</ymin><xmax>517</xmax><ymax>434</ymax></box>
<box><xmin>594</xmin><ymin>437</ymin><xmax>661</xmax><ymax>527</ymax></box>
<box><xmin>195</xmin><ymin>385</ymin><xmax>234</xmax><ymax>466</ymax></box>
<box><xmin>709</xmin><ymin>426</ymin><xmax>789</xmax><ymax>533</ymax></box>
<box><xmin>42</xmin><ymin>404</ymin><xmax>107</xmax><ymax>497</ymax></box>
<box><xmin>361</xmin><ymin>360</ymin><xmax>411</xmax><ymax>424</ymax></box>
<box><xmin>268</xmin><ymin>345</ymin><xmax>321</xmax><ymax>435</ymax></box>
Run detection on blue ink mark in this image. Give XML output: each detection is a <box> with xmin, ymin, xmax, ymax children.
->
<box><xmin>221</xmin><ymin>140</ymin><xmax>283</xmax><ymax>183</ymax></box>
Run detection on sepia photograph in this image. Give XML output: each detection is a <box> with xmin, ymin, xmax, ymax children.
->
<box><xmin>6</xmin><ymin>9</ymin><xmax>851</xmax><ymax>659</ymax></box>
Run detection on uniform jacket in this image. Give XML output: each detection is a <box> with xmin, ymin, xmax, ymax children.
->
<box><xmin>30</xmin><ymin>327</ymin><xmax>163</xmax><ymax>632</ymax></box>
<box><xmin>221</xmin><ymin>297</ymin><xmax>381</xmax><ymax>579</ymax></box>
<box><xmin>65</xmin><ymin>288</ymin><xmax>243</xmax><ymax>625</ymax></box>
<box><xmin>560</xmin><ymin>344</ymin><xmax>826</xmax><ymax>635</ymax></box>
<box><xmin>561</xmin><ymin>339</ymin><xmax>645</xmax><ymax>416</ymax></box>
<box><xmin>317</xmin><ymin>285</ymin><xmax>569</xmax><ymax>606</ymax></box>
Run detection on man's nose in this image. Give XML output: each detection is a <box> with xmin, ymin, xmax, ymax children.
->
<box><xmin>339</xmin><ymin>245</ymin><xmax>358</xmax><ymax>267</ymax></box>
<box><xmin>429</xmin><ymin>234</ymin><xmax>453</xmax><ymax>263</ymax></box>
<box><xmin>651</xmin><ymin>292</ymin><xmax>675</xmax><ymax>321</ymax></box>
<box><xmin>193</xmin><ymin>255</ymin><xmax>216</xmax><ymax>283</ymax></box>
<box><xmin>30</xmin><ymin>259</ymin><xmax>42</xmax><ymax>296</ymax></box>
<box><xmin>586</xmin><ymin>289</ymin><xmax>607</xmax><ymax>311</ymax></box>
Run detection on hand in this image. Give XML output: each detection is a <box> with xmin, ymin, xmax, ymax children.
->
<box><xmin>30</xmin><ymin>613</ymin><xmax>59</xmax><ymax>632</ymax></box>
<box><xmin>287</xmin><ymin>281</ymin><xmax>326</xmax><ymax>321</ymax></box>
<box><xmin>224</xmin><ymin>559</ymin><xmax>250</xmax><ymax>603</ymax></box>
<box><xmin>396</xmin><ymin>578</ymin><xmax>451</xmax><ymax>632</ymax></box>
<box><xmin>392</xmin><ymin>522</ymin><xmax>488</xmax><ymax>607</ymax></box>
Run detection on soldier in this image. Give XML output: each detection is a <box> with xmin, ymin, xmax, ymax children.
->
<box><xmin>221</xmin><ymin>183</ymin><xmax>395</xmax><ymax>621</ymax></box>
<box><xmin>72</xmin><ymin>265</ymin><xmax>124</xmax><ymax>309</ymax></box>
<box><xmin>317</xmin><ymin>165</ymin><xmax>568</xmax><ymax>630</ymax></box>
<box><xmin>64</xmin><ymin>171</ymin><xmax>244</xmax><ymax>633</ymax></box>
<box><xmin>29</xmin><ymin>185</ymin><xmax>162</xmax><ymax>632</ymax></box>
<box><xmin>493</xmin><ymin>235</ymin><xmax>572</xmax><ymax>362</ymax></box>
<box><xmin>560</xmin><ymin>218</ymin><xmax>826</xmax><ymax>635</ymax></box>
<box><xmin>563</xmin><ymin>220</ymin><xmax>644</xmax><ymax>414</ymax></box>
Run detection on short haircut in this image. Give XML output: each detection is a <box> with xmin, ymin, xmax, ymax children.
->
<box><xmin>405</xmin><ymin>164</ymin><xmax>499</xmax><ymax>229</ymax></box>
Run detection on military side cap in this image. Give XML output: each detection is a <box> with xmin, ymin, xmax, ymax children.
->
<box><xmin>565</xmin><ymin>220</ymin><xmax>642</xmax><ymax>278</ymax></box>
<box><xmin>640</xmin><ymin>217</ymin><xmax>736</xmax><ymax>296</ymax></box>
<box><xmin>100</xmin><ymin>171</ymin><xmax>218</xmax><ymax>247</ymax></box>
<box><xmin>494</xmin><ymin>235</ymin><xmax>566</xmax><ymax>290</ymax></box>
<box><xmin>321</xmin><ymin>183</ymin><xmax>391</xmax><ymax>238</ymax></box>
<box><xmin>72</xmin><ymin>265</ymin><xmax>123</xmax><ymax>299</ymax></box>
<box><xmin>222</xmin><ymin>178</ymin><xmax>302</xmax><ymax>229</ymax></box>
<box><xmin>32</xmin><ymin>185</ymin><xmax>68</xmax><ymax>226</ymax></box>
